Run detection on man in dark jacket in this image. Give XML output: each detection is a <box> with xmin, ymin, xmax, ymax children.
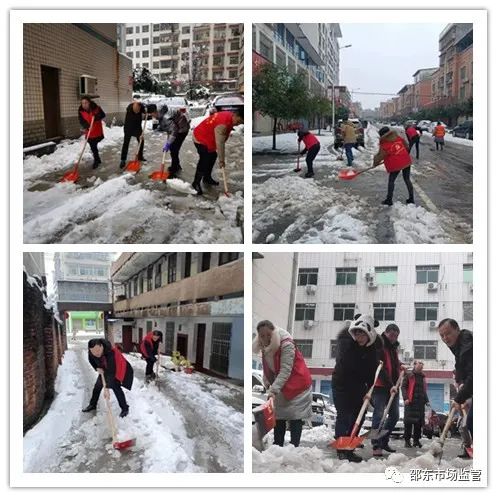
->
<box><xmin>332</xmin><ymin>314</ymin><xmax>383</xmax><ymax>463</ymax></box>
<box><xmin>119</xmin><ymin>101</ymin><xmax>147</xmax><ymax>169</ymax></box>
<box><xmin>158</xmin><ymin>105</ymin><xmax>191</xmax><ymax>177</ymax></box>
<box><xmin>438</xmin><ymin>318</ymin><xmax>473</xmax><ymax>455</ymax></box>
<box><xmin>371</xmin><ymin>323</ymin><xmax>402</xmax><ymax>457</ymax></box>
<box><xmin>140</xmin><ymin>330</ymin><xmax>163</xmax><ymax>381</ymax></box>
<box><xmin>402</xmin><ymin>360</ymin><xmax>430</xmax><ymax>448</ymax></box>
<box><xmin>82</xmin><ymin>338</ymin><xmax>134</xmax><ymax>417</ymax></box>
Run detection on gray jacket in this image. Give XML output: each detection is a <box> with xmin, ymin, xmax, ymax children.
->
<box><xmin>159</xmin><ymin>110</ymin><xmax>190</xmax><ymax>143</ymax></box>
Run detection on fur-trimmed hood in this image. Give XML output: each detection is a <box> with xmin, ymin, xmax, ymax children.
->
<box><xmin>253</xmin><ymin>327</ymin><xmax>292</xmax><ymax>356</ymax></box>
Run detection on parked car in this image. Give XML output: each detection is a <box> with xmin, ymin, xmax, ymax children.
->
<box><xmin>145</xmin><ymin>96</ymin><xmax>191</xmax><ymax>129</ymax></box>
<box><xmin>452</xmin><ymin>120</ymin><xmax>473</xmax><ymax>140</ymax></box>
<box><xmin>423</xmin><ymin>409</ymin><xmax>459</xmax><ymax>439</ymax></box>
<box><xmin>417</xmin><ymin>120</ymin><xmax>432</xmax><ymax>131</ymax></box>
<box><xmin>311</xmin><ymin>392</ymin><xmax>336</xmax><ymax>427</ymax></box>
<box><xmin>362</xmin><ymin>399</ymin><xmax>405</xmax><ymax>438</ymax></box>
<box><xmin>403</xmin><ymin>119</ymin><xmax>417</xmax><ymax>129</ymax></box>
<box><xmin>334</xmin><ymin>118</ymin><xmax>365</xmax><ymax>149</ymax></box>
<box><xmin>210</xmin><ymin>93</ymin><xmax>244</xmax><ymax>113</ymax></box>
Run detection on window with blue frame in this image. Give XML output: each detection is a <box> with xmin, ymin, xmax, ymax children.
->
<box><xmin>320</xmin><ymin>380</ymin><xmax>332</xmax><ymax>397</ymax></box>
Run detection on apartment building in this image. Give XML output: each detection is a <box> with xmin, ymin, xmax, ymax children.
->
<box><xmin>23</xmin><ymin>23</ymin><xmax>132</xmax><ymax>146</ymax></box>
<box><xmin>110</xmin><ymin>252</ymin><xmax>244</xmax><ymax>382</ymax></box>
<box><xmin>289</xmin><ymin>252</ymin><xmax>473</xmax><ymax>412</ymax></box>
<box><xmin>412</xmin><ymin>68</ymin><xmax>438</xmax><ymax>112</ymax></box>
<box><xmin>120</xmin><ymin>23</ymin><xmax>243</xmax><ymax>92</ymax></box>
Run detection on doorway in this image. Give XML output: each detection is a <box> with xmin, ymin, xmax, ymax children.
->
<box><xmin>176</xmin><ymin>333</ymin><xmax>188</xmax><ymax>358</ymax></box>
<box><xmin>122</xmin><ymin>325</ymin><xmax>133</xmax><ymax>353</ymax></box>
<box><xmin>195</xmin><ymin>324</ymin><xmax>206</xmax><ymax>370</ymax></box>
<box><xmin>41</xmin><ymin>65</ymin><xmax>61</xmax><ymax>139</ymax></box>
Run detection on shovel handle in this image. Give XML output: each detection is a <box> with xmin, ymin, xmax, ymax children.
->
<box><xmin>76</xmin><ymin>116</ymin><xmax>95</xmax><ymax>168</ymax></box>
<box><xmin>356</xmin><ymin>164</ymin><xmax>378</xmax><ymax>176</ymax></box>
<box><xmin>377</xmin><ymin>370</ymin><xmax>405</xmax><ymax>431</ymax></box>
<box><xmin>101</xmin><ymin>372</ymin><xmax>117</xmax><ymax>443</ymax></box>
<box><xmin>221</xmin><ymin>167</ymin><xmax>229</xmax><ymax>195</ymax></box>
<box><xmin>440</xmin><ymin>406</ymin><xmax>456</xmax><ymax>444</ymax></box>
<box><xmin>134</xmin><ymin>112</ymin><xmax>148</xmax><ymax>159</ymax></box>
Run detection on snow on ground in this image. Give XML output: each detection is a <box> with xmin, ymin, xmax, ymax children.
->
<box><xmin>24</xmin><ymin>339</ymin><xmax>243</xmax><ymax>473</ymax></box>
<box><xmin>443</xmin><ymin>134</ymin><xmax>473</xmax><ymax>147</ymax></box>
<box><xmin>252</xmin><ymin>132</ymin><xmax>301</xmax><ymax>154</ymax></box>
<box><xmin>23</xmin><ymin>124</ymin><xmax>244</xmax><ymax>244</ymax></box>
<box><xmin>253</xmin><ymin>426</ymin><xmax>473</xmax><ymax>474</ymax></box>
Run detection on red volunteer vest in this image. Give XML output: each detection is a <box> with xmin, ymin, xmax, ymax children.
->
<box><xmin>80</xmin><ymin>107</ymin><xmax>104</xmax><ymax>139</ymax></box>
<box><xmin>301</xmin><ymin>133</ymin><xmax>319</xmax><ymax>149</ymax></box>
<box><xmin>262</xmin><ymin>337</ymin><xmax>312</xmax><ymax>401</ymax></box>
<box><xmin>380</xmin><ymin>136</ymin><xmax>412</xmax><ymax>172</ymax></box>
<box><xmin>103</xmin><ymin>347</ymin><xmax>127</xmax><ymax>383</ymax></box>
<box><xmin>405</xmin><ymin>127</ymin><xmax>419</xmax><ymax>139</ymax></box>
<box><xmin>407</xmin><ymin>373</ymin><xmax>427</xmax><ymax>402</ymax></box>
<box><xmin>140</xmin><ymin>332</ymin><xmax>154</xmax><ymax>358</ymax></box>
<box><xmin>193</xmin><ymin>111</ymin><xmax>234</xmax><ymax>152</ymax></box>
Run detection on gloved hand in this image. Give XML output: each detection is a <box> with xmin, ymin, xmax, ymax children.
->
<box><xmin>163</xmin><ymin>142</ymin><xmax>171</xmax><ymax>152</ymax></box>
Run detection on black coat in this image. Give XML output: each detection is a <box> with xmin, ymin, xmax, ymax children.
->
<box><xmin>450</xmin><ymin>329</ymin><xmax>473</xmax><ymax>403</ymax></box>
<box><xmin>332</xmin><ymin>328</ymin><xmax>383</xmax><ymax>408</ymax></box>
<box><xmin>88</xmin><ymin>339</ymin><xmax>134</xmax><ymax>390</ymax></box>
<box><xmin>402</xmin><ymin>371</ymin><xmax>429</xmax><ymax>424</ymax></box>
<box><xmin>377</xmin><ymin>332</ymin><xmax>401</xmax><ymax>389</ymax></box>
<box><xmin>124</xmin><ymin>103</ymin><xmax>146</xmax><ymax>136</ymax></box>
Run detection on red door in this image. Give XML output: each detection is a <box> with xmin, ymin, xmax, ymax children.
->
<box><xmin>122</xmin><ymin>326</ymin><xmax>133</xmax><ymax>353</ymax></box>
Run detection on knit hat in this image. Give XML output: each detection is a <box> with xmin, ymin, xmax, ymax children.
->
<box><xmin>348</xmin><ymin>313</ymin><xmax>378</xmax><ymax>347</ymax></box>
<box><xmin>379</xmin><ymin>126</ymin><xmax>390</xmax><ymax>137</ymax></box>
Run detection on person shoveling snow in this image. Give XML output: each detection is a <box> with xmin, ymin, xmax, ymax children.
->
<box><xmin>140</xmin><ymin>330</ymin><xmax>163</xmax><ymax>383</ymax></box>
<box><xmin>295</xmin><ymin>128</ymin><xmax>320</xmax><ymax>178</ymax></box>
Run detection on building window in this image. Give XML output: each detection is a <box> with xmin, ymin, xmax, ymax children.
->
<box><xmin>135</xmin><ymin>39</ymin><xmax>140</xmax><ymax>46</ymax></box>
<box><xmin>139</xmin><ymin>275</ymin><xmax>144</xmax><ymax>294</ymax></box>
<box><xmin>153</xmin><ymin>61</ymin><xmax>159</xmax><ymax>69</ymax></box>
<box><xmin>413</xmin><ymin>340</ymin><xmax>437</xmax><ymax>360</ymax></box>
<box><xmin>294</xmin><ymin>339</ymin><xmax>313</xmax><ymax>358</ymax></box>
<box><xmin>153</xmin><ymin>24</ymin><xmax>160</xmax><ymax>32</ymax></box>
<box><xmin>295</xmin><ymin>303</ymin><xmax>316</xmax><ymax>321</ymax></box>
<box><xmin>147</xmin><ymin>265</ymin><xmax>153</xmax><ymax>292</ymax></box>
<box><xmin>184</xmin><ymin>253</ymin><xmax>191</xmax><ymax>278</ymax></box>
<box><xmin>336</xmin><ymin>267</ymin><xmax>357</xmax><ymax>285</ymax></box>
<box><xmin>153</xmin><ymin>48</ymin><xmax>160</xmax><ymax>57</ymax></box>
<box><xmin>160</xmin><ymin>60</ymin><xmax>171</xmax><ymax>69</ymax></box>
<box><xmin>373</xmin><ymin>303</ymin><xmax>396</xmax><ymax>322</ymax></box>
<box><xmin>219</xmin><ymin>253</ymin><xmax>239</xmax><ymax>266</ymax></box>
<box><xmin>182</xmin><ymin>26</ymin><xmax>190</xmax><ymax>34</ymax></box>
<box><xmin>127</xmin><ymin>280</ymin><xmax>132</xmax><ymax>298</ymax></box>
<box><xmin>133</xmin><ymin>277</ymin><xmax>138</xmax><ymax>296</ymax></box>
<box><xmin>165</xmin><ymin>322</ymin><xmax>174</xmax><ymax>355</ymax></box>
<box><xmin>375</xmin><ymin>266</ymin><xmax>398</xmax><ymax>284</ymax></box>
<box><xmin>463</xmin><ymin>302</ymin><xmax>473</xmax><ymax>321</ymax></box>
<box><xmin>167</xmin><ymin>254</ymin><xmax>177</xmax><ymax>284</ymax></box>
<box><xmin>142</xmin><ymin>25</ymin><xmax>149</xmax><ymax>33</ymax></box>
<box><xmin>126</xmin><ymin>39</ymin><xmax>134</xmax><ymax>47</ymax></box>
<box><xmin>142</xmin><ymin>63</ymin><xmax>149</xmax><ymax>69</ymax></box>
<box><xmin>126</xmin><ymin>27</ymin><xmax>134</xmax><ymax>35</ymax></box>
<box><xmin>210</xmin><ymin>322</ymin><xmax>232</xmax><ymax>376</ymax></box>
<box><xmin>146</xmin><ymin>320</ymin><xmax>153</xmax><ymax>333</ymax></box>
<box><xmin>229</xmin><ymin>55</ymin><xmax>238</xmax><ymax>65</ymax></box>
<box><xmin>135</xmin><ymin>51</ymin><xmax>140</xmax><ymax>58</ymax></box>
<box><xmin>229</xmin><ymin>69</ymin><xmax>238</xmax><ymax>78</ymax></box>
<box><xmin>333</xmin><ymin>303</ymin><xmax>355</xmax><ymax>321</ymax></box>
<box><xmin>460</xmin><ymin>86</ymin><xmax>466</xmax><ymax>99</ymax></box>
<box><xmin>463</xmin><ymin>264</ymin><xmax>473</xmax><ymax>283</ymax></box>
<box><xmin>153</xmin><ymin>36</ymin><xmax>160</xmax><ymax>44</ymax></box>
<box><xmin>416</xmin><ymin>265</ymin><xmax>440</xmax><ymax>284</ymax></box>
<box><xmin>142</xmin><ymin>50</ymin><xmax>149</xmax><ymax>58</ymax></box>
<box><xmin>126</xmin><ymin>52</ymin><xmax>133</xmax><ymax>58</ymax></box>
<box><xmin>213</xmin><ymin>55</ymin><xmax>223</xmax><ymax>66</ymax></box>
<box><xmin>259</xmin><ymin>33</ymin><xmax>273</xmax><ymax>61</ymax></box>
<box><xmin>230</xmin><ymin>41</ymin><xmax>239</xmax><ymax>51</ymax></box>
<box><xmin>155</xmin><ymin>263</ymin><xmax>162</xmax><ymax>289</ymax></box>
<box><xmin>460</xmin><ymin>66</ymin><xmax>467</xmax><ymax>80</ymax></box>
<box><xmin>298</xmin><ymin>268</ymin><xmax>318</xmax><ymax>286</ymax></box>
<box><xmin>201</xmin><ymin>253</ymin><xmax>211</xmax><ymax>272</ymax></box>
<box><xmin>142</xmin><ymin>38</ymin><xmax>149</xmax><ymax>45</ymax></box>
<box><xmin>329</xmin><ymin>339</ymin><xmax>338</xmax><ymax>359</ymax></box>
<box><xmin>415</xmin><ymin>302</ymin><xmax>439</xmax><ymax>321</ymax></box>
<box><xmin>182</xmin><ymin>39</ymin><xmax>190</xmax><ymax>48</ymax></box>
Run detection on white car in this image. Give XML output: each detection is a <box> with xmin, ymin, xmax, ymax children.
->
<box><xmin>417</xmin><ymin>120</ymin><xmax>432</xmax><ymax>131</ymax></box>
<box><xmin>362</xmin><ymin>399</ymin><xmax>405</xmax><ymax>438</ymax></box>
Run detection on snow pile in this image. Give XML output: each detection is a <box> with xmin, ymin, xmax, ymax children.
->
<box><xmin>165</xmin><ymin>178</ymin><xmax>197</xmax><ymax>195</ymax></box>
<box><xmin>391</xmin><ymin>203</ymin><xmax>448</xmax><ymax>244</ymax></box>
<box><xmin>443</xmin><ymin>134</ymin><xmax>473</xmax><ymax>147</ymax></box>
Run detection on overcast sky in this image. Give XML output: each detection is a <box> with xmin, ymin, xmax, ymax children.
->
<box><xmin>339</xmin><ymin>23</ymin><xmax>447</xmax><ymax>109</ymax></box>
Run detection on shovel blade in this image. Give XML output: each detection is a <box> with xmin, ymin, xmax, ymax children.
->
<box><xmin>125</xmin><ymin>160</ymin><xmax>141</xmax><ymax>173</ymax></box>
<box><xmin>330</xmin><ymin>435</ymin><xmax>365</xmax><ymax>450</ymax></box>
<box><xmin>113</xmin><ymin>438</ymin><xmax>136</xmax><ymax>450</ymax></box>
<box><xmin>368</xmin><ymin>428</ymin><xmax>389</xmax><ymax>441</ymax></box>
<box><xmin>60</xmin><ymin>169</ymin><xmax>79</xmax><ymax>183</ymax></box>
<box><xmin>149</xmin><ymin>170</ymin><xmax>170</xmax><ymax>181</ymax></box>
<box><xmin>338</xmin><ymin>168</ymin><xmax>359</xmax><ymax>180</ymax></box>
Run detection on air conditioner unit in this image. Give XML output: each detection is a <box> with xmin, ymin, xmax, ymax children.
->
<box><xmin>427</xmin><ymin>282</ymin><xmax>439</xmax><ymax>292</ymax></box>
<box><xmin>403</xmin><ymin>350</ymin><xmax>411</xmax><ymax>361</ymax></box>
<box><xmin>429</xmin><ymin>321</ymin><xmax>437</xmax><ymax>329</ymax></box>
<box><xmin>304</xmin><ymin>320</ymin><xmax>314</xmax><ymax>330</ymax></box>
<box><xmin>80</xmin><ymin>74</ymin><xmax>98</xmax><ymax>96</ymax></box>
<box><xmin>306</xmin><ymin>285</ymin><xmax>317</xmax><ymax>295</ymax></box>
<box><xmin>367</xmin><ymin>280</ymin><xmax>377</xmax><ymax>289</ymax></box>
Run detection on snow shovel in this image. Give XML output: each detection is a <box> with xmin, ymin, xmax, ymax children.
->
<box><xmin>338</xmin><ymin>164</ymin><xmax>377</xmax><ymax>181</ymax></box>
<box><xmin>60</xmin><ymin>116</ymin><xmax>95</xmax><ymax>183</ymax></box>
<box><xmin>294</xmin><ymin>142</ymin><xmax>302</xmax><ymax>172</ymax></box>
<box><xmin>429</xmin><ymin>406</ymin><xmax>456</xmax><ymax>463</ymax></box>
<box><xmin>368</xmin><ymin>370</ymin><xmax>405</xmax><ymax>441</ymax></box>
<box><xmin>330</xmin><ymin>361</ymin><xmax>383</xmax><ymax>451</ymax></box>
<box><xmin>125</xmin><ymin>112</ymin><xmax>148</xmax><ymax>173</ymax></box>
<box><xmin>460</xmin><ymin>406</ymin><xmax>473</xmax><ymax>458</ymax></box>
<box><xmin>155</xmin><ymin>351</ymin><xmax>162</xmax><ymax>390</ymax></box>
<box><xmin>101</xmin><ymin>372</ymin><xmax>136</xmax><ymax>450</ymax></box>
<box><xmin>149</xmin><ymin>150</ymin><xmax>170</xmax><ymax>182</ymax></box>
<box><xmin>221</xmin><ymin>166</ymin><xmax>231</xmax><ymax>197</ymax></box>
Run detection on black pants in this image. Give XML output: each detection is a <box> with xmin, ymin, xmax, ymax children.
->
<box><xmin>435</xmin><ymin>140</ymin><xmax>444</xmax><ymax>151</ymax></box>
<box><xmin>333</xmin><ymin>388</ymin><xmax>365</xmax><ymax>439</ymax></box>
<box><xmin>194</xmin><ymin>142</ymin><xmax>218</xmax><ymax>183</ymax></box>
<box><xmin>169</xmin><ymin>132</ymin><xmax>188</xmax><ymax>172</ymax></box>
<box><xmin>273</xmin><ymin>419</ymin><xmax>303</xmax><ymax>447</ymax></box>
<box><xmin>89</xmin><ymin>375</ymin><xmax>128</xmax><ymax>410</ymax></box>
<box><xmin>387</xmin><ymin>166</ymin><xmax>414</xmax><ymax>202</ymax></box>
<box><xmin>404</xmin><ymin>421</ymin><xmax>422</xmax><ymax>442</ymax></box>
<box><xmin>88</xmin><ymin>136</ymin><xmax>103</xmax><ymax>163</ymax></box>
<box><xmin>120</xmin><ymin>133</ymin><xmax>144</xmax><ymax>161</ymax></box>
<box><xmin>305</xmin><ymin>143</ymin><xmax>320</xmax><ymax>174</ymax></box>
<box><xmin>408</xmin><ymin>136</ymin><xmax>420</xmax><ymax>159</ymax></box>
<box><xmin>145</xmin><ymin>357</ymin><xmax>156</xmax><ymax>376</ymax></box>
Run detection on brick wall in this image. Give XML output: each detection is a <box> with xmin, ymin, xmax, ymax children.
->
<box><xmin>23</xmin><ymin>23</ymin><xmax>133</xmax><ymax>146</ymax></box>
<box><xmin>23</xmin><ymin>272</ymin><xmax>67</xmax><ymax>432</ymax></box>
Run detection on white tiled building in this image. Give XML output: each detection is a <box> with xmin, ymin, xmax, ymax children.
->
<box><xmin>288</xmin><ymin>252</ymin><xmax>472</xmax><ymax>412</ymax></box>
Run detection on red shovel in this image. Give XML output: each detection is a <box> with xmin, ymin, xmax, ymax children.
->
<box><xmin>338</xmin><ymin>164</ymin><xmax>377</xmax><ymax>180</ymax></box>
<box><xmin>60</xmin><ymin>116</ymin><xmax>95</xmax><ymax>183</ymax></box>
<box><xmin>125</xmin><ymin>111</ymin><xmax>148</xmax><ymax>173</ymax></box>
<box><xmin>101</xmin><ymin>372</ymin><xmax>136</xmax><ymax>450</ymax></box>
<box><xmin>149</xmin><ymin>151</ymin><xmax>170</xmax><ymax>182</ymax></box>
<box><xmin>330</xmin><ymin>361</ymin><xmax>383</xmax><ymax>451</ymax></box>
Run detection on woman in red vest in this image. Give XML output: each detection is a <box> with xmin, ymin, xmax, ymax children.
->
<box><xmin>253</xmin><ymin>320</ymin><xmax>312</xmax><ymax>448</ymax></box>
<box><xmin>405</xmin><ymin>124</ymin><xmax>421</xmax><ymax>160</ymax></box>
<box><xmin>140</xmin><ymin>330</ymin><xmax>163</xmax><ymax>382</ymax></box>
<box><xmin>373</xmin><ymin>126</ymin><xmax>414</xmax><ymax>206</ymax></box>
<box><xmin>401</xmin><ymin>360</ymin><xmax>430</xmax><ymax>448</ymax></box>
<box><xmin>78</xmin><ymin>96</ymin><xmax>106</xmax><ymax>169</ymax></box>
<box><xmin>82</xmin><ymin>338</ymin><xmax>134</xmax><ymax>417</ymax></box>
<box><xmin>296</xmin><ymin>128</ymin><xmax>320</xmax><ymax>178</ymax></box>
<box><xmin>191</xmin><ymin>108</ymin><xmax>244</xmax><ymax>195</ymax></box>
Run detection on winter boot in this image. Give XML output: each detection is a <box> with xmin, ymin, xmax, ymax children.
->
<box><xmin>82</xmin><ymin>404</ymin><xmax>97</xmax><ymax>413</ymax></box>
<box><xmin>381</xmin><ymin>198</ymin><xmax>393</xmax><ymax>206</ymax></box>
<box><xmin>346</xmin><ymin>451</ymin><xmax>363</xmax><ymax>463</ymax></box>
<box><xmin>192</xmin><ymin>172</ymin><xmax>203</xmax><ymax>195</ymax></box>
<box><xmin>404</xmin><ymin>439</ymin><xmax>413</xmax><ymax>448</ymax></box>
<box><xmin>138</xmin><ymin>156</ymin><xmax>147</xmax><ymax>162</ymax></box>
<box><xmin>383</xmin><ymin>443</ymin><xmax>397</xmax><ymax>453</ymax></box>
<box><xmin>457</xmin><ymin>450</ymin><xmax>472</xmax><ymax>459</ymax></box>
<box><xmin>92</xmin><ymin>159</ymin><xmax>101</xmax><ymax>170</ymax></box>
<box><xmin>119</xmin><ymin>160</ymin><xmax>126</xmax><ymax>169</ymax></box>
<box><xmin>372</xmin><ymin>448</ymin><xmax>384</xmax><ymax>458</ymax></box>
<box><xmin>305</xmin><ymin>172</ymin><xmax>314</xmax><ymax>178</ymax></box>
<box><xmin>119</xmin><ymin>406</ymin><xmax>129</xmax><ymax>418</ymax></box>
<box><xmin>145</xmin><ymin>374</ymin><xmax>153</xmax><ymax>383</ymax></box>
<box><xmin>203</xmin><ymin>176</ymin><xmax>220</xmax><ymax>186</ymax></box>
<box><xmin>413</xmin><ymin>440</ymin><xmax>422</xmax><ymax>448</ymax></box>
<box><xmin>405</xmin><ymin>198</ymin><xmax>415</xmax><ymax>205</ymax></box>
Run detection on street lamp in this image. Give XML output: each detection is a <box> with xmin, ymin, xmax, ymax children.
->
<box><xmin>331</xmin><ymin>44</ymin><xmax>352</xmax><ymax>129</ymax></box>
